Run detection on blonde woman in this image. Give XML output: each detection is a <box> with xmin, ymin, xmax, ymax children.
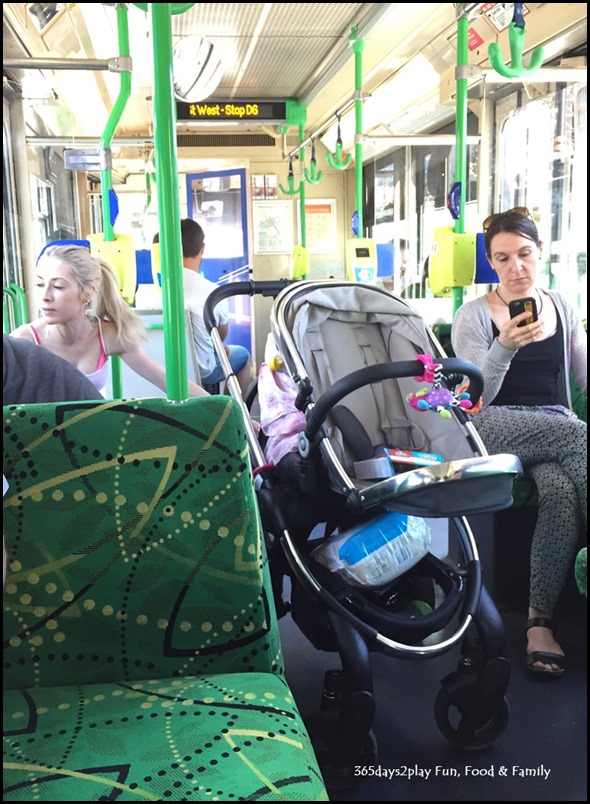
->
<box><xmin>11</xmin><ymin>245</ymin><xmax>208</xmax><ymax>398</ymax></box>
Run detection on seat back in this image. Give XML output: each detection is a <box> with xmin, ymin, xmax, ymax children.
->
<box><xmin>3</xmin><ymin>396</ymin><xmax>282</xmax><ymax>690</ymax></box>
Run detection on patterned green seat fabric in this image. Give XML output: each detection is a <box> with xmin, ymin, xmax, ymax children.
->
<box><xmin>3</xmin><ymin>397</ymin><xmax>328</xmax><ymax>801</ymax></box>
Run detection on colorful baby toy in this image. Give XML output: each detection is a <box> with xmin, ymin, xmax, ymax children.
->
<box><xmin>407</xmin><ymin>354</ymin><xmax>475</xmax><ymax>419</ymax></box>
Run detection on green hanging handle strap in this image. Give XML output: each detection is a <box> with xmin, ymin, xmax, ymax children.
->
<box><xmin>279</xmin><ymin>157</ymin><xmax>301</xmax><ymax>196</ymax></box>
<box><xmin>304</xmin><ymin>139</ymin><xmax>323</xmax><ymax>184</ymax></box>
<box><xmin>488</xmin><ymin>3</ymin><xmax>544</xmax><ymax>79</ymax></box>
<box><xmin>326</xmin><ymin>116</ymin><xmax>353</xmax><ymax>170</ymax></box>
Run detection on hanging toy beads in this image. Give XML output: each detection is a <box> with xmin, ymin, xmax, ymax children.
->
<box><xmin>407</xmin><ymin>354</ymin><xmax>473</xmax><ymax>419</ymax></box>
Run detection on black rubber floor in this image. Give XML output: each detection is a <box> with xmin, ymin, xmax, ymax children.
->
<box><xmin>278</xmin><ymin>543</ymin><xmax>587</xmax><ymax>802</ymax></box>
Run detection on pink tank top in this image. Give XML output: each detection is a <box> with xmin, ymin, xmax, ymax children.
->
<box><xmin>28</xmin><ymin>320</ymin><xmax>109</xmax><ymax>394</ymax></box>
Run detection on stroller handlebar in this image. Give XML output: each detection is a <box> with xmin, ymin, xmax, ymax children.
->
<box><xmin>203</xmin><ymin>279</ymin><xmax>294</xmax><ymax>333</ymax></box>
<box><xmin>304</xmin><ymin>358</ymin><xmax>484</xmax><ymax>442</ymax></box>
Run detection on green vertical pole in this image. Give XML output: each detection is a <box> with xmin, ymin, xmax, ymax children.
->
<box><xmin>9</xmin><ymin>283</ymin><xmax>28</xmax><ymax>325</ymax></box>
<box><xmin>100</xmin><ymin>5</ymin><xmax>131</xmax><ymax>244</ymax></box>
<box><xmin>3</xmin><ymin>288</ymin><xmax>19</xmax><ymax>331</ymax></box>
<box><xmin>453</xmin><ymin>12</ymin><xmax>469</xmax><ymax>315</ymax></box>
<box><xmin>150</xmin><ymin>2</ymin><xmax>187</xmax><ymax>401</ymax></box>
<box><xmin>298</xmin><ymin>124</ymin><xmax>307</xmax><ymax>251</ymax></box>
<box><xmin>352</xmin><ymin>33</ymin><xmax>365</xmax><ymax>235</ymax></box>
<box><xmin>100</xmin><ymin>4</ymin><xmax>132</xmax><ymax>397</ymax></box>
<box><xmin>3</xmin><ymin>293</ymin><xmax>11</xmax><ymax>334</ymax></box>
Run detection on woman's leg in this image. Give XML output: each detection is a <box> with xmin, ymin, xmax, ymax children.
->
<box><xmin>474</xmin><ymin>406</ymin><xmax>586</xmax><ymax>674</ymax></box>
<box><xmin>526</xmin><ymin>462</ymin><xmax>581</xmax><ymax>671</ymax></box>
<box><xmin>474</xmin><ymin>406</ymin><xmax>586</xmax><ymax>529</ymax></box>
<box><xmin>227</xmin><ymin>344</ymin><xmax>252</xmax><ymax>398</ymax></box>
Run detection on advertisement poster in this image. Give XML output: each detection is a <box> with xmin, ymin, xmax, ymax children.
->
<box><xmin>302</xmin><ymin>198</ymin><xmax>338</xmax><ymax>254</ymax></box>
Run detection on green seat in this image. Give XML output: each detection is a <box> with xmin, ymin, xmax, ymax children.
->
<box><xmin>3</xmin><ymin>396</ymin><xmax>328</xmax><ymax>801</ymax></box>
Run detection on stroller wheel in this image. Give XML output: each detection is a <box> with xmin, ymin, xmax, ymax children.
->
<box><xmin>306</xmin><ymin>710</ymin><xmax>378</xmax><ymax>791</ymax></box>
<box><xmin>434</xmin><ymin>686</ymin><xmax>509</xmax><ymax>750</ymax></box>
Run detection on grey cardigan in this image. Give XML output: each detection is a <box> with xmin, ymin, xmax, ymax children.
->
<box><xmin>451</xmin><ymin>291</ymin><xmax>587</xmax><ymax>410</ymax></box>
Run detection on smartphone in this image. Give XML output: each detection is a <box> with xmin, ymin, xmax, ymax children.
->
<box><xmin>508</xmin><ymin>297</ymin><xmax>538</xmax><ymax>327</ymax></box>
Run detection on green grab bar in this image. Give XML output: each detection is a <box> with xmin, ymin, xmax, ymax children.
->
<box><xmin>96</xmin><ymin>4</ymin><xmax>132</xmax><ymax>398</ymax></box>
<box><xmin>298</xmin><ymin>124</ymin><xmax>307</xmax><ymax>252</ymax></box>
<box><xmin>9</xmin><ymin>282</ymin><xmax>28</xmax><ymax>326</ymax></box>
<box><xmin>351</xmin><ymin>31</ymin><xmax>365</xmax><ymax>236</ymax></box>
<box><xmin>3</xmin><ymin>287</ymin><xmax>19</xmax><ymax>332</ymax></box>
<box><xmin>100</xmin><ymin>5</ymin><xmax>132</xmax><ymax>244</ymax></box>
<box><xmin>150</xmin><ymin>2</ymin><xmax>194</xmax><ymax>401</ymax></box>
<box><xmin>3</xmin><ymin>294</ymin><xmax>11</xmax><ymax>334</ymax></box>
<box><xmin>451</xmin><ymin>11</ymin><xmax>470</xmax><ymax>316</ymax></box>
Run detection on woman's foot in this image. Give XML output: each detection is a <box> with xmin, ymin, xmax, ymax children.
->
<box><xmin>525</xmin><ymin>612</ymin><xmax>566</xmax><ymax>677</ymax></box>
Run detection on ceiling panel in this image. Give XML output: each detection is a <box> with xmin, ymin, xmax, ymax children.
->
<box><xmin>171</xmin><ymin>3</ymin><xmax>368</xmax><ymax>100</ymax></box>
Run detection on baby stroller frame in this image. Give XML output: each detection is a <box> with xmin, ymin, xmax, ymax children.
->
<box><xmin>204</xmin><ymin>279</ymin><xmax>522</xmax><ymax>789</ymax></box>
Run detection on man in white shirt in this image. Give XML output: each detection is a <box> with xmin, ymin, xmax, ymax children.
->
<box><xmin>155</xmin><ymin>219</ymin><xmax>252</xmax><ymax>397</ymax></box>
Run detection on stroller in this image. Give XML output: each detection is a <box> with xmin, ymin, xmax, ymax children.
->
<box><xmin>204</xmin><ymin>279</ymin><xmax>522</xmax><ymax>788</ymax></box>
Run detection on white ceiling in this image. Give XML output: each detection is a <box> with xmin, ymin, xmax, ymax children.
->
<box><xmin>3</xmin><ymin>3</ymin><xmax>587</xmax><ymax>178</ymax></box>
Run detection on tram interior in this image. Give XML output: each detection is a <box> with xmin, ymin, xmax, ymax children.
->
<box><xmin>2</xmin><ymin>3</ymin><xmax>587</xmax><ymax>801</ymax></box>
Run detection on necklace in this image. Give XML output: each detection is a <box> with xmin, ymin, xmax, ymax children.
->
<box><xmin>495</xmin><ymin>287</ymin><xmax>543</xmax><ymax>316</ymax></box>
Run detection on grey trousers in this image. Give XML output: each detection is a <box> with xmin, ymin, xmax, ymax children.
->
<box><xmin>473</xmin><ymin>405</ymin><xmax>586</xmax><ymax>615</ymax></box>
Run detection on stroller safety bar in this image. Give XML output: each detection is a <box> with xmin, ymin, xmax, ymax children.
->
<box><xmin>303</xmin><ymin>358</ymin><xmax>484</xmax><ymax>443</ymax></box>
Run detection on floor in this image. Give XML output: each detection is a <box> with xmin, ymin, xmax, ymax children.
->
<box><xmin>277</xmin><ymin>512</ymin><xmax>587</xmax><ymax>802</ymax></box>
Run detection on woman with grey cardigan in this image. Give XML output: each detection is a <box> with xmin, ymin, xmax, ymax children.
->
<box><xmin>451</xmin><ymin>208</ymin><xmax>586</xmax><ymax>678</ymax></box>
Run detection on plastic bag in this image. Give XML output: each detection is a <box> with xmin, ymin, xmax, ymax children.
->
<box><xmin>311</xmin><ymin>511</ymin><xmax>431</xmax><ymax>587</ymax></box>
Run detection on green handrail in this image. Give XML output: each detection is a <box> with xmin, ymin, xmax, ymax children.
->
<box><xmin>3</xmin><ymin>293</ymin><xmax>10</xmax><ymax>334</ymax></box>
<box><xmin>3</xmin><ymin>287</ymin><xmax>19</xmax><ymax>333</ymax></box>
<box><xmin>9</xmin><ymin>282</ymin><xmax>28</xmax><ymax>326</ymax></box>
<box><xmin>3</xmin><ymin>284</ymin><xmax>29</xmax><ymax>332</ymax></box>
<box><xmin>96</xmin><ymin>4</ymin><xmax>132</xmax><ymax>398</ymax></box>
<box><xmin>149</xmin><ymin>2</ymin><xmax>195</xmax><ymax>401</ymax></box>
<box><xmin>451</xmin><ymin>9</ymin><xmax>470</xmax><ymax>316</ymax></box>
<box><xmin>100</xmin><ymin>5</ymin><xmax>131</xmax><ymax>244</ymax></box>
<box><xmin>351</xmin><ymin>31</ymin><xmax>365</xmax><ymax>236</ymax></box>
<box><xmin>298</xmin><ymin>124</ymin><xmax>307</xmax><ymax>252</ymax></box>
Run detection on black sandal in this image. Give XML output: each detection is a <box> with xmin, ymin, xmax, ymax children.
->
<box><xmin>525</xmin><ymin>617</ymin><xmax>566</xmax><ymax>677</ymax></box>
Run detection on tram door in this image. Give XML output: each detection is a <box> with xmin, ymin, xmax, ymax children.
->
<box><xmin>186</xmin><ymin>168</ymin><xmax>252</xmax><ymax>357</ymax></box>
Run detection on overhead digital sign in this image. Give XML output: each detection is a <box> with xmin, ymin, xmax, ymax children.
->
<box><xmin>177</xmin><ymin>100</ymin><xmax>287</xmax><ymax>122</ymax></box>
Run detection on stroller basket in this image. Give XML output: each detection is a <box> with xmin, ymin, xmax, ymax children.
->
<box><xmin>203</xmin><ymin>279</ymin><xmax>521</xmax><ymax>784</ymax></box>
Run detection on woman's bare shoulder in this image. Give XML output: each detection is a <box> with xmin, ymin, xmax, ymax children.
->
<box><xmin>9</xmin><ymin>322</ymin><xmax>39</xmax><ymax>342</ymax></box>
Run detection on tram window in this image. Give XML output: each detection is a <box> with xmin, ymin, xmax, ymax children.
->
<box><xmin>2</xmin><ymin>120</ymin><xmax>21</xmax><ymax>287</ymax></box>
<box><xmin>495</xmin><ymin>84</ymin><xmax>587</xmax><ymax>316</ymax></box>
<box><xmin>30</xmin><ymin>176</ymin><xmax>55</xmax><ymax>261</ymax></box>
<box><xmin>88</xmin><ymin>193</ymin><xmax>103</xmax><ymax>234</ymax></box>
